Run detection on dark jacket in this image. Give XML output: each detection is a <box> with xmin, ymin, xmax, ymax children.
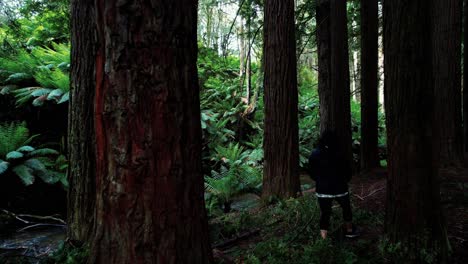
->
<box><xmin>308</xmin><ymin>148</ymin><xmax>351</xmax><ymax>195</ymax></box>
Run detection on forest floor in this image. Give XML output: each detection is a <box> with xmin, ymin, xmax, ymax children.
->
<box><xmin>211</xmin><ymin>168</ymin><xmax>468</xmax><ymax>264</ymax></box>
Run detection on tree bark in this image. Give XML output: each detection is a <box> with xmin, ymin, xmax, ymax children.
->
<box><xmin>464</xmin><ymin>0</ymin><xmax>468</xmax><ymax>153</ymax></box>
<box><xmin>67</xmin><ymin>0</ymin><xmax>96</xmax><ymax>244</ymax></box>
<box><xmin>90</xmin><ymin>0</ymin><xmax>213</xmax><ymax>263</ymax></box>
<box><xmin>263</xmin><ymin>0</ymin><xmax>300</xmax><ymax>198</ymax></box>
<box><xmin>316</xmin><ymin>0</ymin><xmax>353</xmax><ymax>166</ymax></box>
<box><xmin>384</xmin><ymin>0</ymin><xmax>450</xmax><ymax>261</ymax></box>
<box><xmin>433</xmin><ymin>0</ymin><xmax>463</xmax><ymax>168</ymax></box>
<box><xmin>239</xmin><ymin>18</ymin><xmax>246</xmax><ymax>80</ymax></box>
<box><xmin>360</xmin><ymin>0</ymin><xmax>379</xmax><ymax>172</ymax></box>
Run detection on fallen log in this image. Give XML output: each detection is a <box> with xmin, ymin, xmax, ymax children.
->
<box><xmin>213</xmin><ymin>228</ymin><xmax>261</xmax><ymax>249</ymax></box>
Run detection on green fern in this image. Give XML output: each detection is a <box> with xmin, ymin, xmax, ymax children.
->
<box><xmin>6</xmin><ymin>151</ymin><xmax>24</xmax><ymax>160</ymax></box>
<box><xmin>0</xmin><ymin>121</ymin><xmax>33</xmax><ymax>156</ymax></box>
<box><xmin>0</xmin><ymin>43</ymin><xmax>71</xmax><ymax>106</ymax></box>
<box><xmin>0</xmin><ymin>160</ymin><xmax>9</xmax><ymax>174</ymax></box>
<box><xmin>0</xmin><ymin>122</ymin><xmax>66</xmax><ymax>187</ymax></box>
<box><xmin>205</xmin><ymin>143</ymin><xmax>262</xmax><ymax>212</ymax></box>
<box><xmin>13</xmin><ymin>165</ymin><xmax>35</xmax><ymax>185</ymax></box>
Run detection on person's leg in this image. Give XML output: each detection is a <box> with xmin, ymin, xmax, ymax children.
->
<box><xmin>317</xmin><ymin>197</ymin><xmax>332</xmax><ymax>239</ymax></box>
<box><xmin>336</xmin><ymin>194</ymin><xmax>353</xmax><ymax>232</ymax></box>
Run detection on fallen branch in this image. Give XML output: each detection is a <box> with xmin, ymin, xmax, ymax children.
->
<box><xmin>17</xmin><ymin>213</ymin><xmax>66</xmax><ymax>225</ymax></box>
<box><xmin>2</xmin><ymin>209</ymin><xmax>32</xmax><ymax>224</ymax></box>
<box><xmin>353</xmin><ymin>187</ymin><xmax>385</xmax><ymax>201</ymax></box>
<box><xmin>18</xmin><ymin>223</ymin><xmax>66</xmax><ymax>232</ymax></box>
<box><xmin>1</xmin><ymin>209</ymin><xmax>65</xmax><ymax>225</ymax></box>
<box><xmin>213</xmin><ymin>228</ymin><xmax>260</xmax><ymax>249</ymax></box>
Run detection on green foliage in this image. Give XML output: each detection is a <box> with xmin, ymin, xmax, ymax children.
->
<box><xmin>41</xmin><ymin>242</ymin><xmax>88</xmax><ymax>264</ymax></box>
<box><xmin>0</xmin><ymin>121</ymin><xmax>67</xmax><ymax>187</ymax></box>
<box><xmin>378</xmin><ymin>237</ymin><xmax>440</xmax><ymax>264</ymax></box>
<box><xmin>205</xmin><ymin>143</ymin><xmax>262</xmax><ymax>215</ymax></box>
<box><xmin>211</xmin><ymin>195</ymin><xmax>384</xmax><ymax>263</ymax></box>
<box><xmin>0</xmin><ymin>42</ymin><xmax>70</xmax><ymax>106</ymax></box>
<box><xmin>0</xmin><ymin>121</ymin><xmax>34</xmax><ymax>156</ymax></box>
<box><xmin>0</xmin><ymin>0</ymin><xmax>70</xmax><ymax>49</ymax></box>
<box><xmin>298</xmin><ymin>66</ymin><xmax>320</xmax><ymax>167</ymax></box>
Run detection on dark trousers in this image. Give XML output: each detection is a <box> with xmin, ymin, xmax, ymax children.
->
<box><xmin>317</xmin><ymin>194</ymin><xmax>352</xmax><ymax>230</ymax></box>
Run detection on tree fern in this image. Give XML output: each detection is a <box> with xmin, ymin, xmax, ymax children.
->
<box><xmin>0</xmin><ymin>122</ymin><xmax>66</xmax><ymax>187</ymax></box>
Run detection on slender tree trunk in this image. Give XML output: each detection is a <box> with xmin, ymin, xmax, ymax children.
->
<box><xmin>90</xmin><ymin>0</ymin><xmax>213</xmax><ymax>263</ymax></box>
<box><xmin>316</xmin><ymin>0</ymin><xmax>353</xmax><ymax>165</ymax></box>
<box><xmin>67</xmin><ymin>0</ymin><xmax>96</xmax><ymax>244</ymax></box>
<box><xmin>239</xmin><ymin>19</ymin><xmax>246</xmax><ymax>80</ymax></box>
<box><xmin>433</xmin><ymin>0</ymin><xmax>463</xmax><ymax>168</ymax></box>
<box><xmin>246</xmin><ymin>11</ymin><xmax>252</xmax><ymax>104</ymax></box>
<box><xmin>350</xmin><ymin>50</ymin><xmax>357</xmax><ymax>101</ymax></box>
<box><xmin>360</xmin><ymin>0</ymin><xmax>379</xmax><ymax>172</ymax></box>
<box><xmin>246</xmin><ymin>50</ymin><xmax>252</xmax><ymax>104</ymax></box>
<box><xmin>351</xmin><ymin>50</ymin><xmax>360</xmax><ymax>102</ymax></box>
<box><xmin>384</xmin><ymin>0</ymin><xmax>450</xmax><ymax>261</ymax></box>
<box><xmin>263</xmin><ymin>0</ymin><xmax>300</xmax><ymax>198</ymax></box>
<box><xmin>206</xmin><ymin>6</ymin><xmax>213</xmax><ymax>48</ymax></box>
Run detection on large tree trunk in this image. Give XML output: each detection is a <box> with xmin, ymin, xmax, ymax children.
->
<box><xmin>433</xmin><ymin>0</ymin><xmax>463</xmax><ymax>168</ymax></box>
<box><xmin>383</xmin><ymin>0</ymin><xmax>450</xmax><ymax>261</ymax></box>
<box><xmin>316</xmin><ymin>0</ymin><xmax>352</xmax><ymax>165</ymax></box>
<box><xmin>67</xmin><ymin>0</ymin><xmax>96</xmax><ymax>244</ymax></box>
<box><xmin>464</xmin><ymin>0</ymin><xmax>468</xmax><ymax>153</ymax></box>
<box><xmin>263</xmin><ymin>0</ymin><xmax>300</xmax><ymax>198</ymax></box>
<box><xmin>89</xmin><ymin>0</ymin><xmax>213</xmax><ymax>263</ymax></box>
<box><xmin>360</xmin><ymin>0</ymin><xmax>379</xmax><ymax>172</ymax></box>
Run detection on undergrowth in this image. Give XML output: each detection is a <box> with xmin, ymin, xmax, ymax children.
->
<box><xmin>210</xmin><ymin>195</ymin><xmax>386</xmax><ymax>264</ymax></box>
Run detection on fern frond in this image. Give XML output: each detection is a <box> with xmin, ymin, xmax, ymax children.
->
<box><xmin>28</xmin><ymin>148</ymin><xmax>59</xmax><ymax>156</ymax></box>
<box><xmin>12</xmin><ymin>165</ymin><xmax>35</xmax><ymax>186</ymax></box>
<box><xmin>16</xmin><ymin>146</ymin><xmax>35</xmax><ymax>153</ymax></box>
<box><xmin>36</xmin><ymin>170</ymin><xmax>60</xmax><ymax>184</ymax></box>
<box><xmin>24</xmin><ymin>158</ymin><xmax>47</xmax><ymax>171</ymax></box>
<box><xmin>6</xmin><ymin>151</ymin><xmax>24</xmax><ymax>160</ymax></box>
<box><xmin>0</xmin><ymin>160</ymin><xmax>10</xmax><ymax>174</ymax></box>
<box><xmin>0</xmin><ymin>122</ymin><xmax>31</xmax><ymax>156</ymax></box>
<box><xmin>57</xmin><ymin>91</ymin><xmax>69</xmax><ymax>104</ymax></box>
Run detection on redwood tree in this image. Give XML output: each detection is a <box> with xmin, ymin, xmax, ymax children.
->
<box><xmin>67</xmin><ymin>0</ymin><xmax>96</xmax><ymax>244</ymax></box>
<box><xmin>89</xmin><ymin>0</ymin><xmax>212</xmax><ymax>263</ymax></box>
<box><xmin>433</xmin><ymin>0</ymin><xmax>463</xmax><ymax>168</ymax></box>
<box><xmin>360</xmin><ymin>0</ymin><xmax>379</xmax><ymax>172</ymax></box>
<box><xmin>384</xmin><ymin>0</ymin><xmax>450</xmax><ymax>260</ymax></box>
<box><xmin>316</xmin><ymin>0</ymin><xmax>352</xmax><ymax>164</ymax></box>
<box><xmin>262</xmin><ymin>0</ymin><xmax>301</xmax><ymax>198</ymax></box>
<box><xmin>464</xmin><ymin>0</ymin><xmax>468</xmax><ymax>153</ymax></box>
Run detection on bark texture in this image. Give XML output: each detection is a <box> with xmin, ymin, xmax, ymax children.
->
<box><xmin>90</xmin><ymin>0</ymin><xmax>213</xmax><ymax>263</ymax></box>
<box><xmin>67</xmin><ymin>0</ymin><xmax>96</xmax><ymax>243</ymax></box>
<box><xmin>432</xmin><ymin>0</ymin><xmax>463</xmax><ymax>168</ymax></box>
<box><xmin>263</xmin><ymin>0</ymin><xmax>300</xmax><ymax>198</ymax></box>
<box><xmin>464</xmin><ymin>0</ymin><xmax>468</xmax><ymax>153</ymax></box>
<box><xmin>360</xmin><ymin>0</ymin><xmax>379</xmax><ymax>172</ymax></box>
<box><xmin>384</xmin><ymin>0</ymin><xmax>449</xmax><ymax>260</ymax></box>
<box><xmin>316</xmin><ymin>0</ymin><xmax>352</xmax><ymax>165</ymax></box>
